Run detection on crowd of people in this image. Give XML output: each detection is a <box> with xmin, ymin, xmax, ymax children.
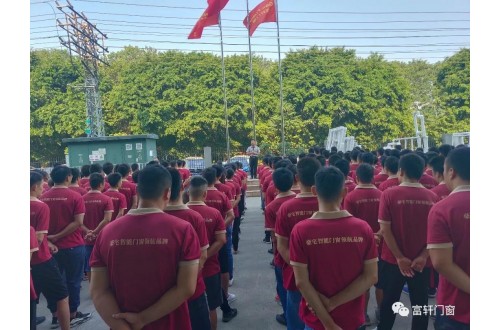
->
<box><xmin>29</xmin><ymin>143</ymin><xmax>469</xmax><ymax>330</ymax></box>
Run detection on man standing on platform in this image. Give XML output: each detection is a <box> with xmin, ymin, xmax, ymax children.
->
<box><xmin>246</xmin><ymin>139</ymin><xmax>260</xmax><ymax>179</ymax></box>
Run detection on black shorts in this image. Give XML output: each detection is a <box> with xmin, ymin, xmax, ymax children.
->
<box><xmin>218</xmin><ymin>244</ymin><xmax>229</xmax><ymax>274</ymax></box>
<box><xmin>203</xmin><ymin>273</ymin><xmax>222</xmax><ymax>311</ymax></box>
<box><xmin>375</xmin><ymin>259</ymin><xmax>386</xmax><ymax>290</ymax></box>
<box><xmin>31</xmin><ymin>257</ymin><xmax>69</xmax><ymax>304</ymax></box>
<box><xmin>188</xmin><ymin>292</ymin><xmax>211</xmax><ymax>330</ymax></box>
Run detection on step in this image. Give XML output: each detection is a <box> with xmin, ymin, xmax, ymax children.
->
<box><xmin>246</xmin><ymin>190</ymin><xmax>261</xmax><ymax>197</ymax></box>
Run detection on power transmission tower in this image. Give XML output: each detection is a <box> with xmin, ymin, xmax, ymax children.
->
<box><xmin>56</xmin><ymin>0</ymin><xmax>109</xmax><ymax>137</ymax></box>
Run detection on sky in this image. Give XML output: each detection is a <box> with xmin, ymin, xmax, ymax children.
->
<box><xmin>30</xmin><ymin>0</ymin><xmax>470</xmax><ymax>63</ymax></box>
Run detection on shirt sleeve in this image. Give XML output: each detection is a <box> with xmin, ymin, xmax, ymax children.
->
<box><xmin>264</xmin><ymin>205</ymin><xmax>273</xmax><ymax>231</ymax></box>
<box><xmin>179</xmin><ymin>224</ymin><xmax>201</xmax><ymax>266</ymax></box>
<box><xmin>105</xmin><ymin>197</ymin><xmax>114</xmax><ymax>212</ymax></box>
<box><xmin>89</xmin><ymin>232</ymin><xmax>106</xmax><ymax>269</ymax></box>
<box><xmin>274</xmin><ymin>205</ymin><xmax>289</xmax><ymax>239</ymax></box>
<box><xmin>222</xmin><ymin>194</ymin><xmax>232</xmax><ymax>215</ymax></box>
<box><xmin>289</xmin><ymin>225</ymin><xmax>307</xmax><ymax>267</ymax></box>
<box><xmin>215</xmin><ymin>213</ymin><xmax>227</xmax><ymax>234</ymax></box>
<box><xmin>74</xmin><ymin>195</ymin><xmax>86</xmax><ymax>216</ymax></box>
<box><xmin>119</xmin><ymin>195</ymin><xmax>127</xmax><ymax>210</ymax></box>
<box><xmin>30</xmin><ymin>227</ymin><xmax>39</xmax><ymax>252</ymax></box>
<box><xmin>130</xmin><ymin>183</ymin><xmax>137</xmax><ymax>197</ymax></box>
<box><xmin>378</xmin><ymin>191</ymin><xmax>392</xmax><ymax>224</ymax></box>
<box><xmin>35</xmin><ymin>204</ymin><xmax>50</xmax><ymax>234</ymax></box>
<box><xmin>363</xmin><ymin>224</ymin><xmax>378</xmax><ymax>263</ymax></box>
<box><xmin>343</xmin><ymin>194</ymin><xmax>356</xmax><ymax>217</ymax></box>
<box><xmin>195</xmin><ymin>215</ymin><xmax>209</xmax><ymax>250</ymax></box>
<box><xmin>427</xmin><ymin>205</ymin><xmax>453</xmax><ymax>249</ymax></box>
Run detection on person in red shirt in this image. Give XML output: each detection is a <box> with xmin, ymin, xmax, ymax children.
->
<box><xmin>164</xmin><ymin>168</ymin><xmax>210</xmax><ymax>330</ymax></box>
<box><xmin>82</xmin><ymin>173</ymin><xmax>114</xmax><ymax>280</ymax></box>
<box><xmin>290</xmin><ymin>166</ymin><xmax>378</xmax><ymax>330</ymax></box>
<box><xmin>276</xmin><ymin>157</ymin><xmax>321</xmax><ymax>330</ymax></box>
<box><xmin>333</xmin><ymin>159</ymin><xmax>357</xmax><ymax>194</ymax></box>
<box><xmin>201</xmin><ymin>167</ymin><xmax>238</xmax><ymax>322</ymax></box>
<box><xmin>30</xmin><ymin>171</ymin><xmax>71</xmax><ymax>330</ymax></box>
<box><xmin>427</xmin><ymin>147</ymin><xmax>470</xmax><ymax>329</ymax></box>
<box><xmin>378</xmin><ymin>156</ymin><xmax>400</xmax><ymax>192</ymax></box>
<box><xmin>378</xmin><ymin>153</ymin><xmax>440</xmax><ymax>330</ymax></box>
<box><xmin>429</xmin><ymin>155</ymin><xmax>451</xmax><ymax>200</ymax></box>
<box><xmin>374</xmin><ymin>156</ymin><xmax>389</xmax><ymax>188</ymax></box>
<box><xmin>348</xmin><ymin>149</ymin><xmax>361</xmax><ymax>178</ymax></box>
<box><xmin>103</xmin><ymin>173</ymin><xmax>128</xmax><ymax>221</ymax></box>
<box><xmin>31</xmin><ymin>226</ymin><xmax>40</xmax><ymax>330</ymax></box>
<box><xmin>102</xmin><ymin>162</ymin><xmax>114</xmax><ymax>181</ymax></box>
<box><xmin>84</xmin><ymin>163</ymin><xmax>110</xmax><ymax>192</ymax></box>
<box><xmin>344</xmin><ymin>163</ymin><xmax>383</xmax><ymax>325</ymax></box>
<box><xmin>69</xmin><ymin>168</ymin><xmax>87</xmax><ymax>196</ymax></box>
<box><xmin>235</xmin><ymin>161</ymin><xmax>248</xmax><ymax>217</ymax></box>
<box><xmin>90</xmin><ymin>164</ymin><xmax>201</xmax><ymax>330</ymax></box>
<box><xmin>116</xmin><ymin>163</ymin><xmax>138</xmax><ymax>214</ymax></box>
<box><xmin>187</xmin><ymin>176</ymin><xmax>228</xmax><ymax>328</ymax></box>
<box><xmin>40</xmin><ymin>165</ymin><xmax>92</xmax><ymax>326</ymax></box>
<box><xmin>79</xmin><ymin>165</ymin><xmax>91</xmax><ymax>188</ymax></box>
<box><xmin>417</xmin><ymin>152</ymin><xmax>439</xmax><ymax>189</ymax></box>
<box><xmin>225</xmin><ymin>168</ymin><xmax>243</xmax><ymax>254</ymax></box>
<box><xmin>265</xmin><ymin>167</ymin><xmax>296</xmax><ymax>326</ymax></box>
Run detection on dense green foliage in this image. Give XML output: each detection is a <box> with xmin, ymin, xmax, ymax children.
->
<box><xmin>30</xmin><ymin>47</ymin><xmax>470</xmax><ymax>162</ymax></box>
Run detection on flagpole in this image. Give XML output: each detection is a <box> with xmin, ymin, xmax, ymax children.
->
<box><xmin>275</xmin><ymin>0</ymin><xmax>286</xmax><ymax>156</ymax></box>
<box><xmin>246</xmin><ymin>0</ymin><xmax>257</xmax><ymax>142</ymax></box>
<box><xmin>218</xmin><ymin>14</ymin><xmax>231</xmax><ymax>161</ymax></box>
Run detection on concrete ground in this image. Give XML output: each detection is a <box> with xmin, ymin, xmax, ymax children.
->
<box><xmin>36</xmin><ymin>197</ymin><xmax>435</xmax><ymax>329</ymax></box>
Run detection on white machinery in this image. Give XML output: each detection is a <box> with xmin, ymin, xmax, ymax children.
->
<box><xmin>443</xmin><ymin>132</ymin><xmax>470</xmax><ymax>147</ymax></box>
<box><xmin>325</xmin><ymin>126</ymin><xmax>359</xmax><ymax>152</ymax></box>
<box><xmin>384</xmin><ymin>105</ymin><xmax>430</xmax><ymax>152</ymax></box>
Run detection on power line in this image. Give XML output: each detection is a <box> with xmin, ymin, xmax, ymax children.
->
<box><xmin>72</xmin><ymin>0</ymin><xmax>470</xmax><ymax>15</ymax></box>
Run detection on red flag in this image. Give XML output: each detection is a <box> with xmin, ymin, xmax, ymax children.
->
<box><xmin>243</xmin><ymin>0</ymin><xmax>276</xmax><ymax>37</ymax></box>
<box><xmin>188</xmin><ymin>0</ymin><xmax>229</xmax><ymax>39</ymax></box>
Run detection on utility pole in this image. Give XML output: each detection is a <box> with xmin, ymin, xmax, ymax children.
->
<box><xmin>56</xmin><ymin>0</ymin><xmax>109</xmax><ymax>137</ymax></box>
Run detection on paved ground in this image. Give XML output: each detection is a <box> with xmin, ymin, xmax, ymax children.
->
<box><xmin>37</xmin><ymin>197</ymin><xmax>434</xmax><ymax>329</ymax></box>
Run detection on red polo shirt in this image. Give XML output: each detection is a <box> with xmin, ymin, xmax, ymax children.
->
<box><xmin>41</xmin><ymin>186</ymin><xmax>86</xmax><ymax>249</ymax></box>
<box><xmin>119</xmin><ymin>180</ymin><xmax>137</xmax><ymax>213</ymax></box>
<box><xmin>187</xmin><ymin>202</ymin><xmax>227</xmax><ymax>278</ymax></box>
<box><xmin>30</xmin><ymin>198</ymin><xmax>52</xmax><ymax>265</ymax></box>
<box><xmin>427</xmin><ymin>186</ymin><xmax>470</xmax><ymax>324</ymax></box>
<box><xmin>290</xmin><ymin>210</ymin><xmax>378</xmax><ymax>330</ymax></box>
<box><xmin>79</xmin><ymin>178</ymin><xmax>89</xmax><ymax>188</ymax></box>
<box><xmin>165</xmin><ymin>205</ymin><xmax>209</xmax><ymax>301</ymax></box>
<box><xmin>69</xmin><ymin>185</ymin><xmax>87</xmax><ymax>196</ymax></box>
<box><xmin>419</xmin><ymin>173</ymin><xmax>438</xmax><ymax>190</ymax></box>
<box><xmin>83</xmin><ymin>191</ymin><xmax>114</xmax><ymax>245</ymax></box>
<box><xmin>90</xmin><ymin>208</ymin><xmax>201</xmax><ymax>330</ymax></box>
<box><xmin>214</xmin><ymin>182</ymin><xmax>233</xmax><ymax>202</ymax></box>
<box><xmin>345</xmin><ymin>179</ymin><xmax>357</xmax><ymax>194</ymax></box>
<box><xmin>373</xmin><ymin>173</ymin><xmax>389</xmax><ymax>188</ymax></box>
<box><xmin>275</xmin><ymin>193</ymin><xmax>319</xmax><ymax>291</ymax></box>
<box><xmin>30</xmin><ymin>226</ymin><xmax>39</xmax><ymax>300</ymax></box>
<box><xmin>265</xmin><ymin>182</ymin><xmax>278</xmax><ymax>206</ymax></box>
<box><xmin>431</xmin><ymin>182</ymin><xmax>451</xmax><ymax>200</ymax></box>
<box><xmin>103</xmin><ymin>189</ymin><xmax>127</xmax><ymax>221</ymax></box>
<box><xmin>262</xmin><ymin>172</ymin><xmax>274</xmax><ymax>193</ymax></box>
<box><xmin>344</xmin><ymin>184</ymin><xmax>382</xmax><ymax>234</ymax></box>
<box><xmin>378</xmin><ymin>182</ymin><xmax>439</xmax><ymax>266</ymax></box>
<box><xmin>264</xmin><ymin>192</ymin><xmax>296</xmax><ymax>268</ymax></box>
<box><xmin>378</xmin><ymin>176</ymin><xmax>399</xmax><ymax>192</ymax></box>
<box><xmin>205</xmin><ymin>187</ymin><xmax>232</xmax><ymax>220</ymax></box>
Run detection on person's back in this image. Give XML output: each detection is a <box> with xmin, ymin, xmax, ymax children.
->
<box><xmin>90</xmin><ymin>165</ymin><xmax>200</xmax><ymax>330</ymax></box>
<box><xmin>378</xmin><ymin>156</ymin><xmax>400</xmax><ymax>192</ymax></box>
<box><xmin>103</xmin><ymin>173</ymin><xmax>127</xmax><ymax>221</ymax></box>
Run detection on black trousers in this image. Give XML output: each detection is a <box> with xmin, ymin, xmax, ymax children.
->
<box><xmin>232</xmin><ymin>216</ymin><xmax>241</xmax><ymax>252</ymax></box>
<box><xmin>249</xmin><ymin>156</ymin><xmax>258</xmax><ymax>179</ymax></box>
<box><xmin>238</xmin><ymin>189</ymin><xmax>245</xmax><ymax>216</ymax></box>
<box><xmin>378</xmin><ymin>260</ymin><xmax>430</xmax><ymax>330</ymax></box>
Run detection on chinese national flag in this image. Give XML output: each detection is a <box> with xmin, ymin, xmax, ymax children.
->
<box><xmin>243</xmin><ymin>0</ymin><xmax>276</xmax><ymax>36</ymax></box>
<box><xmin>188</xmin><ymin>0</ymin><xmax>229</xmax><ymax>39</ymax></box>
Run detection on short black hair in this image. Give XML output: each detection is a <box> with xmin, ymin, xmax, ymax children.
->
<box><xmin>160</xmin><ymin>161</ymin><xmax>170</xmax><ymax>168</ymax></box>
<box><xmin>351</xmin><ymin>150</ymin><xmax>360</xmax><ymax>162</ymax></box>
<box><xmin>272</xmin><ymin>156</ymin><xmax>283</xmax><ymax>168</ymax></box>
<box><xmin>81</xmin><ymin>165</ymin><xmax>91</xmax><ymax>177</ymax></box>
<box><xmin>107</xmin><ymin>173</ymin><xmax>122</xmax><ymax>188</ymax></box>
<box><xmin>147</xmin><ymin>160</ymin><xmax>159</xmax><ymax>166</ymax></box>
<box><xmin>30</xmin><ymin>171</ymin><xmax>43</xmax><ymax>187</ymax></box>
<box><xmin>272</xmin><ymin>168</ymin><xmax>294</xmax><ymax>192</ymax></box>
<box><xmin>89</xmin><ymin>173</ymin><xmax>105</xmax><ymax>190</ymax></box>
<box><xmin>328</xmin><ymin>154</ymin><xmax>342</xmax><ymax>166</ymax></box>
<box><xmin>415</xmin><ymin>147</ymin><xmax>424</xmax><ymax>152</ymax></box>
<box><xmin>132</xmin><ymin>171</ymin><xmax>139</xmax><ymax>183</ymax></box>
<box><xmin>343</xmin><ymin>152</ymin><xmax>351</xmax><ymax>162</ymax></box>
<box><xmin>131</xmin><ymin>163</ymin><xmax>139</xmax><ymax>171</ymax></box>
<box><xmin>137</xmin><ymin>165</ymin><xmax>172</xmax><ymax>200</ymax></box>
<box><xmin>395</xmin><ymin>145</ymin><xmax>402</xmax><ymax>151</ymax></box>
<box><xmin>297</xmin><ymin>157</ymin><xmax>321</xmax><ymax>187</ymax></box>
<box><xmin>426</xmin><ymin>151</ymin><xmax>439</xmax><ymax>163</ymax></box>
<box><xmin>428</xmin><ymin>146</ymin><xmax>439</xmax><ymax>153</ymax></box>
<box><xmin>384</xmin><ymin>156</ymin><xmax>399</xmax><ymax>174</ymax></box>
<box><xmin>428</xmin><ymin>155</ymin><xmax>445</xmax><ymax>176</ymax></box>
<box><xmin>356</xmin><ymin>163</ymin><xmax>374</xmax><ymax>184</ymax></box>
<box><xmin>298</xmin><ymin>153</ymin><xmax>306</xmax><ymax>160</ymax></box>
<box><xmin>308</xmin><ymin>147</ymin><xmax>314</xmax><ymax>154</ymax></box>
<box><xmin>399</xmin><ymin>153</ymin><xmax>425</xmax><ymax>180</ymax></box>
<box><xmin>317</xmin><ymin>156</ymin><xmax>326</xmax><ymax>167</ymax></box>
<box><xmin>102</xmin><ymin>162</ymin><xmax>114</xmax><ymax>175</ymax></box>
<box><xmin>275</xmin><ymin>159</ymin><xmax>292</xmax><ymax>169</ymax></box>
<box><xmin>322</xmin><ymin>150</ymin><xmax>330</xmax><ymax>158</ymax></box>
<box><xmin>50</xmin><ymin>165</ymin><xmax>72</xmax><ymax>184</ymax></box>
<box><xmin>306</xmin><ymin>153</ymin><xmax>317</xmax><ymax>158</ymax></box>
<box><xmin>377</xmin><ymin>148</ymin><xmax>384</xmax><ymax>156</ymax></box>
<box><xmin>400</xmin><ymin>149</ymin><xmax>412</xmax><ymax>157</ymax></box>
<box><xmin>116</xmin><ymin>163</ymin><xmax>131</xmax><ymax>178</ymax></box>
<box><xmin>190</xmin><ymin>176</ymin><xmax>208</xmax><ymax>198</ymax></box>
<box><xmin>70</xmin><ymin>168</ymin><xmax>80</xmax><ymax>184</ymax></box>
<box><xmin>333</xmin><ymin>159</ymin><xmax>350</xmax><ymax>178</ymax></box>
<box><xmin>288</xmin><ymin>155</ymin><xmax>298</xmax><ymax>165</ymax></box>
<box><xmin>212</xmin><ymin>164</ymin><xmax>225</xmax><ymax>178</ymax></box>
<box><xmin>445</xmin><ymin>147</ymin><xmax>470</xmax><ymax>181</ymax></box>
<box><xmin>226</xmin><ymin>168</ymin><xmax>235</xmax><ymax>180</ymax></box>
<box><xmin>202</xmin><ymin>167</ymin><xmax>217</xmax><ymax>185</ymax></box>
<box><xmin>360</xmin><ymin>152</ymin><xmax>374</xmax><ymax>164</ymax></box>
<box><xmin>89</xmin><ymin>163</ymin><xmax>103</xmax><ymax>174</ymax></box>
<box><xmin>330</xmin><ymin>146</ymin><xmax>338</xmax><ymax>153</ymax></box>
<box><xmin>390</xmin><ymin>149</ymin><xmax>400</xmax><ymax>158</ymax></box>
<box><xmin>167</xmin><ymin>168</ymin><xmax>182</xmax><ymax>201</ymax></box>
<box><xmin>315</xmin><ymin>166</ymin><xmax>345</xmax><ymax>201</ymax></box>
<box><xmin>415</xmin><ymin>151</ymin><xmax>428</xmax><ymax>166</ymax></box>
<box><xmin>438</xmin><ymin>144</ymin><xmax>454</xmax><ymax>157</ymax></box>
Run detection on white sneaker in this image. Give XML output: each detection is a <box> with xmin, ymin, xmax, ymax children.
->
<box><xmin>229</xmin><ymin>278</ymin><xmax>234</xmax><ymax>287</ymax></box>
<box><xmin>227</xmin><ymin>293</ymin><xmax>237</xmax><ymax>303</ymax></box>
